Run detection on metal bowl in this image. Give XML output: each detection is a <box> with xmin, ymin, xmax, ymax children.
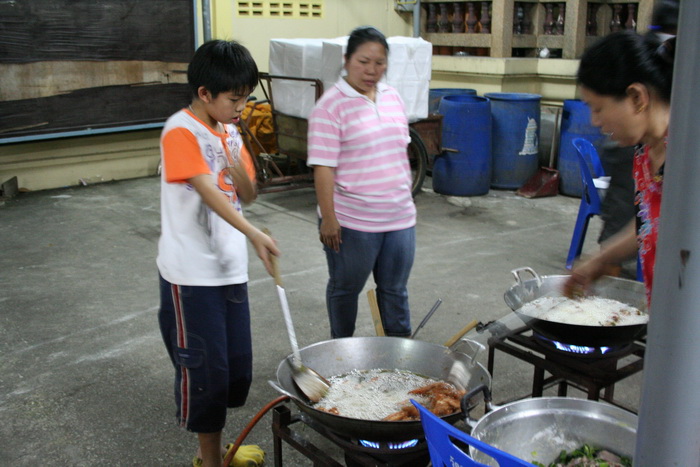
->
<box><xmin>470</xmin><ymin>397</ymin><xmax>638</xmax><ymax>466</ymax></box>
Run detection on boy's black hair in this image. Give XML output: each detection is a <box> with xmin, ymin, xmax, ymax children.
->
<box><xmin>187</xmin><ymin>40</ymin><xmax>258</xmax><ymax>99</ymax></box>
<box><xmin>577</xmin><ymin>30</ymin><xmax>675</xmax><ymax>103</ymax></box>
<box><xmin>345</xmin><ymin>26</ymin><xmax>389</xmax><ymax>60</ymax></box>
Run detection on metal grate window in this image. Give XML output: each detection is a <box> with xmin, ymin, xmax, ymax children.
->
<box><xmin>236</xmin><ymin>1</ymin><xmax>323</xmax><ymax>18</ymax></box>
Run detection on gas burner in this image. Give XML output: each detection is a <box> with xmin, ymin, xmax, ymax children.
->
<box><xmin>533</xmin><ymin>333</ymin><xmax>631</xmax><ymax>358</ymax></box>
<box><xmin>325</xmin><ymin>429</ymin><xmax>430</xmax><ymax>465</ymax></box>
<box><xmin>272</xmin><ymin>405</ymin><xmax>431</xmax><ymax>466</ymax></box>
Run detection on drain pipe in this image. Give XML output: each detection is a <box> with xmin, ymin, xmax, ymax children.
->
<box><xmin>395</xmin><ymin>0</ymin><xmax>422</xmax><ymax>38</ymax></box>
<box><xmin>635</xmin><ymin>1</ymin><xmax>700</xmax><ymax>465</ymax></box>
<box><xmin>202</xmin><ymin>0</ymin><xmax>212</xmax><ymax>42</ymax></box>
<box><xmin>413</xmin><ymin>0</ymin><xmax>421</xmax><ymax>38</ymax></box>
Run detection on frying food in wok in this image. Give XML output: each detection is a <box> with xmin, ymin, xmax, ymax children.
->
<box><xmin>519</xmin><ymin>295</ymin><xmax>647</xmax><ymax>327</ymax></box>
<box><xmin>385</xmin><ymin>381</ymin><xmax>465</xmax><ymax>421</ymax></box>
<box><xmin>313</xmin><ymin>369</ymin><xmax>465</xmax><ymax>421</ymax></box>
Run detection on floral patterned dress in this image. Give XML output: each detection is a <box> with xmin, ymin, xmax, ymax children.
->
<box><xmin>633</xmin><ymin>142</ymin><xmax>665</xmax><ymax>306</ymax></box>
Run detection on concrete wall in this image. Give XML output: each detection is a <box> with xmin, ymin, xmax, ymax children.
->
<box><xmin>430</xmin><ymin>56</ymin><xmax>580</xmax><ymax>105</ymax></box>
<box><xmin>0</xmin><ymin>0</ymin><xmax>584</xmax><ymax>193</ymax></box>
<box><xmin>212</xmin><ymin>0</ymin><xmax>413</xmax><ymax>73</ymax></box>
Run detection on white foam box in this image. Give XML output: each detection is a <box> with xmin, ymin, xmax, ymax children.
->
<box><xmin>268</xmin><ymin>38</ymin><xmax>326</xmax><ymax>119</ymax></box>
<box><xmin>386</xmin><ymin>37</ymin><xmax>432</xmax><ymax>120</ymax></box>
<box><xmin>385</xmin><ymin>36</ymin><xmax>433</xmax><ymax>83</ymax></box>
<box><xmin>319</xmin><ymin>36</ymin><xmax>349</xmax><ymax>98</ymax></box>
<box><xmin>269</xmin><ymin>36</ymin><xmax>432</xmax><ymax>120</ymax></box>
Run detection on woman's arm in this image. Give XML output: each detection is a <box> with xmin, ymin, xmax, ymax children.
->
<box><xmin>188</xmin><ymin>174</ymin><xmax>278</xmax><ymax>275</ymax></box>
<box><xmin>313</xmin><ymin>165</ymin><xmax>342</xmax><ymax>252</ymax></box>
<box><xmin>563</xmin><ymin>220</ymin><xmax>638</xmax><ymax>297</ymax></box>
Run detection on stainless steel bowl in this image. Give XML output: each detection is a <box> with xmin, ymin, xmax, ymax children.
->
<box><xmin>470</xmin><ymin>397</ymin><xmax>637</xmax><ymax>466</ymax></box>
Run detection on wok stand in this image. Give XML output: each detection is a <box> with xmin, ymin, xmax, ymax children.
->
<box><xmin>271</xmin><ymin>403</ymin><xmax>431</xmax><ymax>467</ymax></box>
<box><xmin>487</xmin><ymin>325</ymin><xmax>645</xmax><ymax>413</ymax></box>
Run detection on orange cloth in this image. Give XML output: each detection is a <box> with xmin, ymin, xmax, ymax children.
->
<box><xmin>161</xmin><ymin>127</ymin><xmax>212</xmax><ymax>183</ymax></box>
<box><xmin>240</xmin><ymin>101</ymin><xmax>278</xmax><ymax>156</ymax></box>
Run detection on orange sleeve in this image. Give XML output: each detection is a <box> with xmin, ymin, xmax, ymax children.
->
<box><xmin>239</xmin><ymin>144</ymin><xmax>257</xmax><ymax>184</ymax></box>
<box><xmin>162</xmin><ymin>127</ymin><xmax>211</xmax><ymax>183</ymax></box>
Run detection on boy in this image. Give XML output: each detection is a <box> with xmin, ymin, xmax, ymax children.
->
<box><xmin>157</xmin><ymin>40</ymin><xmax>278</xmax><ymax>467</ymax></box>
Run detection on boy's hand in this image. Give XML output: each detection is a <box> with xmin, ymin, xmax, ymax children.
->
<box><xmin>250</xmin><ymin>229</ymin><xmax>280</xmax><ymax>276</ymax></box>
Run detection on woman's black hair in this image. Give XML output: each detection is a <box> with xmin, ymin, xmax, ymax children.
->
<box><xmin>187</xmin><ymin>40</ymin><xmax>258</xmax><ymax>98</ymax></box>
<box><xmin>345</xmin><ymin>26</ymin><xmax>389</xmax><ymax>60</ymax></box>
<box><xmin>577</xmin><ymin>30</ymin><xmax>675</xmax><ymax>103</ymax></box>
<box><xmin>650</xmin><ymin>0</ymin><xmax>680</xmax><ymax>34</ymax></box>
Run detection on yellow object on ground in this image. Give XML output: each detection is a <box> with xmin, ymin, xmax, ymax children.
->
<box><xmin>228</xmin><ymin>443</ymin><xmax>265</xmax><ymax>467</ymax></box>
<box><xmin>191</xmin><ymin>444</ymin><xmax>264</xmax><ymax>467</ymax></box>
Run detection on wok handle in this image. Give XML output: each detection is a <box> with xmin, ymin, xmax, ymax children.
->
<box><xmin>367</xmin><ymin>289</ymin><xmax>385</xmax><ymax>337</ymax></box>
<box><xmin>411</xmin><ymin>298</ymin><xmax>442</xmax><ymax>339</ymax></box>
<box><xmin>444</xmin><ymin>319</ymin><xmax>478</xmax><ymax>348</ymax></box>
<box><xmin>461</xmin><ymin>383</ymin><xmax>493</xmax><ymax>428</ymax></box>
<box><xmin>510</xmin><ymin>267</ymin><xmax>542</xmax><ymax>287</ymax></box>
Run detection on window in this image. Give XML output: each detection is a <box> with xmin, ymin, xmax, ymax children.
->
<box><xmin>236</xmin><ymin>1</ymin><xmax>323</xmax><ymax>18</ymax></box>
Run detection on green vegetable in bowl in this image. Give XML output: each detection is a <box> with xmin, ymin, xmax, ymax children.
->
<box><xmin>531</xmin><ymin>444</ymin><xmax>632</xmax><ymax>467</ymax></box>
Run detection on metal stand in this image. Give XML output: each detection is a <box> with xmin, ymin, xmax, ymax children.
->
<box><xmin>272</xmin><ymin>405</ymin><xmax>342</xmax><ymax>467</ymax></box>
<box><xmin>487</xmin><ymin>326</ymin><xmax>645</xmax><ymax>413</ymax></box>
<box><xmin>271</xmin><ymin>404</ymin><xmax>430</xmax><ymax>467</ymax></box>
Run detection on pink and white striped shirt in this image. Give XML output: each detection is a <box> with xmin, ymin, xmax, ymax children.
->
<box><xmin>307</xmin><ymin>78</ymin><xmax>416</xmax><ymax>232</ymax></box>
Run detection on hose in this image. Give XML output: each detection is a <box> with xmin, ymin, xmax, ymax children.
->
<box><xmin>221</xmin><ymin>395</ymin><xmax>290</xmax><ymax>467</ymax></box>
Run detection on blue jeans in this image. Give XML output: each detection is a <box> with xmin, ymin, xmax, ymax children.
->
<box><xmin>323</xmin><ymin>225</ymin><xmax>415</xmax><ymax>338</ymax></box>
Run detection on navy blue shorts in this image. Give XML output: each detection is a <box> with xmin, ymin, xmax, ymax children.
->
<box><xmin>158</xmin><ymin>275</ymin><xmax>253</xmax><ymax>433</ymax></box>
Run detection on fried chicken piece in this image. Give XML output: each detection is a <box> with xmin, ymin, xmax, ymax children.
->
<box><xmin>432</xmin><ymin>395</ymin><xmax>461</xmax><ymax>416</ymax></box>
<box><xmin>383</xmin><ymin>404</ymin><xmax>419</xmax><ymax>421</ymax></box>
<box><xmin>317</xmin><ymin>406</ymin><xmax>340</xmax><ymax>415</ymax></box>
<box><xmin>408</xmin><ymin>381</ymin><xmax>452</xmax><ymax>396</ymax></box>
<box><xmin>383</xmin><ymin>381</ymin><xmax>466</xmax><ymax>420</ymax></box>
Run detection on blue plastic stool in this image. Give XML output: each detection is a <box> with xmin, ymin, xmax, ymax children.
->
<box><xmin>411</xmin><ymin>400</ymin><xmax>535</xmax><ymax>467</ymax></box>
<box><xmin>637</xmin><ymin>255</ymin><xmax>644</xmax><ymax>282</ymax></box>
<box><xmin>566</xmin><ymin>138</ymin><xmax>607</xmax><ymax>270</ymax></box>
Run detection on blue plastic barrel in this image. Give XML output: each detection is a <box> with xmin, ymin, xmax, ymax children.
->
<box><xmin>429</xmin><ymin>88</ymin><xmax>477</xmax><ymax>114</ymax></box>
<box><xmin>432</xmin><ymin>95</ymin><xmax>491</xmax><ymax>196</ymax></box>
<box><xmin>558</xmin><ymin>99</ymin><xmax>605</xmax><ymax>196</ymax></box>
<box><xmin>484</xmin><ymin>92</ymin><xmax>542</xmax><ymax>189</ymax></box>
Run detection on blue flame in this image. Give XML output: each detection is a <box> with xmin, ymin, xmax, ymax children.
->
<box><xmin>358</xmin><ymin>439</ymin><xmax>419</xmax><ymax>450</ymax></box>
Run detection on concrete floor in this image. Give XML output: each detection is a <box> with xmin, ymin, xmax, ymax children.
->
<box><xmin>0</xmin><ymin>176</ymin><xmax>641</xmax><ymax>466</ymax></box>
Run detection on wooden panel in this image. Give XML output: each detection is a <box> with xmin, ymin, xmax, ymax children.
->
<box><xmin>0</xmin><ymin>0</ymin><xmax>195</xmax><ymax>142</ymax></box>
<box><xmin>0</xmin><ymin>0</ymin><xmax>194</xmax><ymax>63</ymax></box>
<box><xmin>0</xmin><ymin>83</ymin><xmax>191</xmax><ymax>139</ymax></box>
<box><xmin>274</xmin><ymin>113</ymin><xmax>309</xmax><ymax>161</ymax></box>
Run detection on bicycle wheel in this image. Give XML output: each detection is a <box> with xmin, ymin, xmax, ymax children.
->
<box><xmin>408</xmin><ymin>127</ymin><xmax>428</xmax><ymax>197</ymax></box>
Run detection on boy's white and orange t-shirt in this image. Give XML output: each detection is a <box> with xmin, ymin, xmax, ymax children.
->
<box><xmin>157</xmin><ymin>108</ymin><xmax>256</xmax><ymax>286</ymax></box>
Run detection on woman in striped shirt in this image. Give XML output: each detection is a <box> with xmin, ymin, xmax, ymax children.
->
<box><xmin>307</xmin><ymin>26</ymin><xmax>417</xmax><ymax>338</ymax></box>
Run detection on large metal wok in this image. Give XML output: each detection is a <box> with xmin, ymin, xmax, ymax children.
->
<box><xmin>270</xmin><ymin>336</ymin><xmax>491</xmax><ymax>441</ymax></box>
<box><xmin>468</xmin><ymin>395</ymin><xmax>638</xmax><ymax>466</ymax></box>
<box><xmin>504</xmin><ymin>267</ymin><xmax>648</xmax><ymax>347</ymax></box>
